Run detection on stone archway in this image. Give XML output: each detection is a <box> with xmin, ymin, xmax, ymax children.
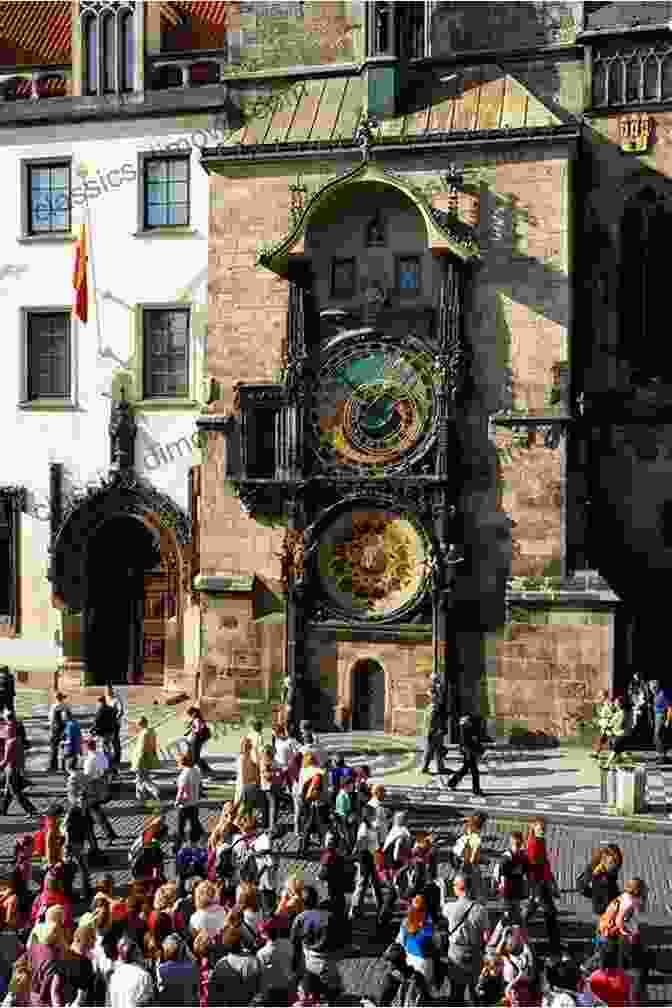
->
<box><xmin>49</xmin><ymin>472</ymin><xmax>192</xmax><ymax>690</ymax></box>
<box><xmin>85</xmin><ymin>515</ymin><xmax>161</xmax><ymax>686</ymax></box>
<box><xmin>351</xmin><ymin>658</ymin><xmax>386</xmax><ymax>731</ymax></box>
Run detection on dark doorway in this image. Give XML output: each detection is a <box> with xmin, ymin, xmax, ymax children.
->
<box><xmin>85</xmin><ymin>516</ymin><xmax>161</xmax><ymax>686</ymax></box>
<box><xmin>352</xmin><ymin>659</ymin><xmax>386</xmax><ymax>731</ymax></box>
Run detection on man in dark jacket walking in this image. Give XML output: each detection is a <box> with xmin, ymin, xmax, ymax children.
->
<box><xmin>0</xmin><ymin>667</ymin><xmax>15</xmax><ymax>717</ymax></box>
<box><xmin>0</xmin><ymin>717</ymin><xmax>37</xmax><ymax>816</ymax></box>
<box><xmin>447</xmin><ymin>714</ymin><xmax>485</xmax><ymax>797</ymax></box>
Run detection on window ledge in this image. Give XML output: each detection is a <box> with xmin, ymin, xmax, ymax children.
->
<box><xmin>132</xmin><ymin>227</ymin><xmax>201</xmax><ymax>239</ymax></box>
<box><xmin>18</xmin><ymin>400</ymin><xmax>83</xmax><ymax>411</ymax></box>
<box><xmin>17</xmin><ymin>233</ymin><xmax>77</xmax><ymax>245</ymax></box>
<box><xmin>135</xmin><ymin>399</ymin><xmax>203</xmax><ymax>412</ymax></box>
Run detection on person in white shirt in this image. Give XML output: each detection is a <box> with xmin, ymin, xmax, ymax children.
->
<box><xmin>366</xmin><ymin>783</ymin><xmax>389</xmax><ymax>843</ymax></box>
<box><xmin>189</xmin><ymin>880</ymin><xmax>227</xmax><ymax>937</ymax></box>
<box><xmin>350</xmin><ymin>805</ymin><xmax>384</xmax><ymax>920</ymax></box>
<box><xmin>108</xmin><ymin>931</ymin><xmax>155</xmax><ymax>1008</ymax></box>
<box><xmin>174</xmin><ymin>752</ymin><xmax>204</xmax><ymax>851</ymax></box>
<box><xmin>81</xmin><ymin>737</ymin><xmax>117</xmax><ymax>844</ymax></box>
<box><xmin>273</xmin><ymin>723</ymin><xmax>298</xmax><ymax>771</ymax></box>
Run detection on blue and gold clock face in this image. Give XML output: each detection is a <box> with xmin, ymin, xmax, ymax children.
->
<box><xmin>313</xmin><ymin>345</ymin><xmax>436</xmax><ymax>471</ymax></box>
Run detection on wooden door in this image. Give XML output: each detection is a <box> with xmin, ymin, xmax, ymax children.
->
<box><xmin>142</xmin><ymin>568</ymin><xmax>175</xmax><ymax>685</ymax></box>
<box><xmin>352</xmin><ymin>660</ymin><xmax>386</xmax><ymax>731</ymax></box>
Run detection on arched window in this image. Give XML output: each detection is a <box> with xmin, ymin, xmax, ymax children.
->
<box><xmin>83</xmin><ymin>14</ymin><xmax>98</xmax><ymax>95</ymax></box>
<box><xmin>120</xmin><ymin>10</ymin><xmax>134</xmax><ymax>92</ymax></box>
<box><xmin>621</xmin><ymin>188</ymin><xmax>672</xmax><ymax>383</ymax></box>
<box><xmin>101</xmin><ymin>11</ymin><xmax>116</xmax><ymax>93</ymax></box>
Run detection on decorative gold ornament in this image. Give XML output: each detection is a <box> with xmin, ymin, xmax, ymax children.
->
<box><xmin>619</xmin><ymin>113</ymin><xmax>652</xmax><ymax>153</ymax></box>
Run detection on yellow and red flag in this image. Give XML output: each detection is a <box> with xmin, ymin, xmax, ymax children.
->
<box><xmin>73</xmin><ymin>221</ymin><xmax>88</xmax><ymax>324</ymax></box>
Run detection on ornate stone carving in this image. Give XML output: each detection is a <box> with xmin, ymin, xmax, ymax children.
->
<box><xmin>619</xmin><ymin>112</ymin><xmax>652</xmax><ymax>153</ymax></box>
<box><xmin>279</xmin><ymin>527</ymin><xmax>305</xmax><ymax>593</ymax></box>
<box><xmin>108</xmin><ymin>389</ymin><xmax>137</xmax><ymax>472</ymax></box>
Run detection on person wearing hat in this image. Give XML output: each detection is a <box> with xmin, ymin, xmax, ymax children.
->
<box><xmin>48</xmin><ymin>692</ymin><xmax>71</xmax><ymax>774</ymax></box>
<box><xmin>446</xmin><ymin>714</ymin><xmax>485</xmax><ymax>797</ymax></box>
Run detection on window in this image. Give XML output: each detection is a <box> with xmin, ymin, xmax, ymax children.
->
<box><xmin>367</xmin><ymin>1</ymin><xmax>429</xmax><ymax>59</ymax></box>
<box><xmin>101</xmin><ymin>12</ymin><xmax>116</xmax><ymax>93</ymax></box>
<box><xmin>620</xmin><ymin>188</ymin><xmax>672</xmax><ymax>383</ymax></box>
<box><xmin>120</xmin><ymin>10</ymin><xmax>135</xmax><ymax>92</ymax></box>
<box><xmin>143</xmin><ymin>156</ymin><xmax>190</xmax><ymax>229</ymax></box>
<box><xmin>396</xmin><ymin>255</ymin><xmax>421</xmax><ymax>295</ymax></box>
<box><xmin>83</xmin><ymin>15</ymin><xmax>98</xmax><ymax>95</ymax></box>
<box><xmin>331</xmin><ymin>258</ymin><xmax>357</xmax><ymax>298</ymax></box>
<box><xmin>80</xmin><ymin>4</ymin><xmax>135</xmax><ymax>97</ymax></box>
<box><xmin>143</xmin><ymin>307</ymin><xmax>190</xmax><ymax>398</ymax></box>
<box><xmin>26</xmin><ymin>311</ymin><xmax>71</xmax><ymax>400</ymax></box>
<box><xmin>662</xmin><ymin>502</ymin><xmax>672</xmax><ymax>548</ymax></box>
<box><xmin>26</xmin><ymin>161</ymin><xmax>70</xmax><ymax>235</ymax></box>
<box><xmin>0</xmin><ymin>489</ymin><xmax>22</xmax><ymax>634</ymax></box>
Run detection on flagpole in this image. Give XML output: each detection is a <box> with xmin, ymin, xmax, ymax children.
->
<box><xmin>77</xmin><ymin>165</ymin><xmax>103</xmax><ymax>354</ymax></box>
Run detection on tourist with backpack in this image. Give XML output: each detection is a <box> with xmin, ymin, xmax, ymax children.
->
<box><xmin>62</xmin><ymin>798</ymin><xmax>96</xmax><ymax>903</ymax></box>
<box><xmin>0</xmin><ymin>669</ymin><xmax>15</xmax><ymax>718</ymax></box>
<box><xmin>576</xmin><ymin>845</ymin><xmax>622</xmax><ymax>920</ymax></box>
<box><xmin>299</xmin><ymin>754</ymin><xmax>327</xmax><ymax>854</ymax></box>
<box><xmin>47</xmin><ymin>693</ymin><xmax>70</xmax><ymax>773</ymax></box>
<box><xmin>186</xmin><ymin>707</ymin><xmax>214</xmax><ymax>779</ymax></box>
<box><xmin>595</xmin><ymin>878</ymin><xmax>648</xmax><ymax>1003</ymax></box>
<box><xmin>350</xmin><ymin>806</ymin><xmax>384</xmax><ymax>921</ymax></box>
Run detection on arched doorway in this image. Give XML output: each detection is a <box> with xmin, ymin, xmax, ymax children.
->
<box><xmin>351</xmin><ymin>659</ymin><xmax>386</xmax><ymax>731</ymax></box>
<box><xmin>85</xmin><ymin>516</ymin><xmax>162</xmax><ymax>686</ymax></box>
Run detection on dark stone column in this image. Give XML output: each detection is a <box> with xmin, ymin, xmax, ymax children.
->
<box><xmin>428</xmin><ymin>255</ymin><xmax>466</xmax><ymax>744</ymax></box>
<box><xmin>284</xmin><ymin>497</ymin><xmax>306</xmax><ymax>737</ymax></box>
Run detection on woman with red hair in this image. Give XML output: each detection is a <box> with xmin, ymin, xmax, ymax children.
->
<box><xmin>395</xmin><ymin>894</ymin><xmax>437</xmax><ymax>990</ymax></box>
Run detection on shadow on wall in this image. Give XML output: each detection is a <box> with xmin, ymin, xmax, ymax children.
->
<box><xmin>430</xmin><ymin>2</ymin><xmax>580</xmax><ymax>55</ymax></box>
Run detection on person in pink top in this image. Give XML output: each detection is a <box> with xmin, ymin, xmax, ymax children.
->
<box><xmin>589</xmin><ymin>940</ymin><xmax>636</xmax><ymax>1005</ymax></box>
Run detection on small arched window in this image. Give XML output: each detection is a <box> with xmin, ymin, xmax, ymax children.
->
<box><xmin>120</xmin><ymin>10</ymin><xmax>135</xmax><ymax>92</ymax></box>
<box><xmin>83</xmin><ymin>15</ymin><xmax>98</xmax><ymax>95</ymax></box>
<box><xmin>101</xmin><ymin>11</ymin><xmax>116</xmax><ymax>93</ymax></box>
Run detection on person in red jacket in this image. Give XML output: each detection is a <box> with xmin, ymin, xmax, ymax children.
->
<box><xmin>522</xmin><ymin>816</ymin><xmax>560</xmax><ymax>952</ymax></box>
<box><xmin>588</xmin><ymin>938</ymin><xmax>636</xmax><ymax>1005</ymax></box>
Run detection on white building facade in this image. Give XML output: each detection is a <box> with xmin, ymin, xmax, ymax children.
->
<box><xmin>0</xmin><ymin>0</ymin><xmax>228</xmax><ymax>690</ymax></box>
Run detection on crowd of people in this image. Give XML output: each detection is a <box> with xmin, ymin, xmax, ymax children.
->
<box><xmin>0</xmin><ymin>673</ymin><xmax>656</xmax><ymax>1006</ymax></box>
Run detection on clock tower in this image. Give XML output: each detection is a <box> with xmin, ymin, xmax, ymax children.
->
<box><xmin>224</xmin><ymin>160</ymin><xmax>479</xmax><ymax>739</ymax></box>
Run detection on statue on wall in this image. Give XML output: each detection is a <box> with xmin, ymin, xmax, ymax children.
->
<box><xmin>109</xmin><ymin>388</ymin><xmax>137</xmax><ymax>473</ymax></box>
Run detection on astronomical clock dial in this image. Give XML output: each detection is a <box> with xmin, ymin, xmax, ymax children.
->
<box><xmin>317</xmin><ymin>507</ymin><xmax>430</xmax><ymax>622</ymax></box>
<box><xmin>313</xmin><ymin>344</ymin><xmax>436</xmax><ymax>472</ymax></box>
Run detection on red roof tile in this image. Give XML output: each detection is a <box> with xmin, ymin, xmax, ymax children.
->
<box><xmin>0</xmin><ymin>0</ymin><xmax>229</xmax><ymax>70</ymax></box>
<box><xmin>0</xmin><ymin>1</ymin><xmax>71</xmax><ymax>65</ymax></box>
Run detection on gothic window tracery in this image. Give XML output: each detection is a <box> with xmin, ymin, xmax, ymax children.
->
<box><xmin>81</xmin><ymin>2</ymin><xmax>136</xmax><ymax>96</ymax></box>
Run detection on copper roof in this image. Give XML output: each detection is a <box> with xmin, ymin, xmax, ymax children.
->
<box><xmin>220</xmin><ymin>65</ymin><xmax>562</xmax><ymax>150</ymax></box>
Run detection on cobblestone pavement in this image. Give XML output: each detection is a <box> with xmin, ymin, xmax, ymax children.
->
<box><xmin>4</xmin><ymin>711</ymin><xmax>672</xmax><ymax>1004</ymax></box>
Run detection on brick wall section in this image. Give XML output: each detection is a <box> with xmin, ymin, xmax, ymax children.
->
<box><xmin>201</xmin><ymin>173</ymin><xmax>290</xmax><ymax>579</ymax></box>
<box><xmin>496</xmin><ymin>428</ymin><xmax>563</xmax><ymax>576</ymax></box>
<box><xmin>491</xmin><ymin>158</ymin><xmax>568</xmax><ymax>414</ymax></box>
<box><xmin>489</xmin><ymin>614</ymin><xmax>611</xmax><ymax>737</ymax></box>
